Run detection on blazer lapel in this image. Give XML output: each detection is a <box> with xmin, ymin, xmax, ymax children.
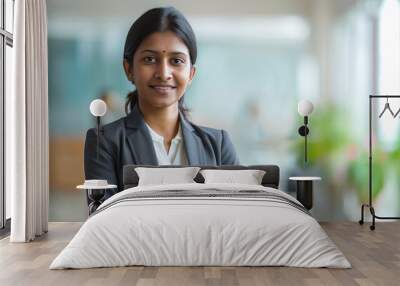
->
<box><xmin>125</xmin><ymin>105</ymin><xmax>208</xmax><ymax>166</ymax></box>
<box><xmin>125</xmin><ymin>105</ymin><xmax>158</xmax><ymax>165</ymax></box>
<box><xmin>180</xmin><ymin>112</ymin><xmax>206</xmax><ymax>165</ymax></box>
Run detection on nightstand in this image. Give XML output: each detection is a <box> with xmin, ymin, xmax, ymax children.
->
<box><xmin>289</xmin><ymin>176</ymin><xmax>321</xmax><ymax>210</ymax></box>
<box><xmin>76</xmin><ymin>184</ymin><xmax>117</xmax><ymax>215</ymax></box>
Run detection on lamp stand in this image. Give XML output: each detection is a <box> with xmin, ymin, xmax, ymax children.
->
<box><xmin>298</xmin><ymin>116</ymin><xmax>309</xmax><ymax>166</ymax></box>
<box><xmin>96</xmin><ymin>116</ymin><xmax>100</xmax><ymax>161</ymax></box>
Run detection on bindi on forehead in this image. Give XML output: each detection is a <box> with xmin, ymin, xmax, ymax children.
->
<box><xmin>162</xmin><ymin>50</ymin><xmax>166</xmax><ymax>53</ymax></box>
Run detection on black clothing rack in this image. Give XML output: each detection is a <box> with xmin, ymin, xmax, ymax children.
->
<box><xmin>359</xmin><ymin>95</ymin><xmax>400</xmax><ymax>230</ymax></box>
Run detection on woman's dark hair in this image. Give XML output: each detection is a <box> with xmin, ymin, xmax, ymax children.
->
<box><xmin>123</xmin><ymin>7</ymin><xmax>197</xmax><ymax>116</ymax></box>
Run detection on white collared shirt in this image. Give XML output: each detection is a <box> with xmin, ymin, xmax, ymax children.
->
<box><xmin>145</xmin><ymin>122</ymin><xmax>188</xmax><ymax>165</ymax></box>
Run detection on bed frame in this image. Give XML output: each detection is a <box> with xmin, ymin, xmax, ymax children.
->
<box><xmin>123</xmin><ymin>165</ymin><xmax>280</xmax><ymax>190</ymax></box>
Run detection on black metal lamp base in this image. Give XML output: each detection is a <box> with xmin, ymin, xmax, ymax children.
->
<box><xmin>298</xmin><ymin>125</ymin><xmax>309</xmax><ymax>136</ymax></box>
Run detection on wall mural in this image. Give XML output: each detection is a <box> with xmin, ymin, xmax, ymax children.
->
<box><xmin>47</xmin><ymin>0</ymin><xmax>400</xmax><ymax>222</ymax></box>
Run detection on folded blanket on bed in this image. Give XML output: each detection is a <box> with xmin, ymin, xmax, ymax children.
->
<box><xmin>50</xmin><ymin>183</ymin><xmax>351</xmax><ymax>269</ymax></box>
<box><xmin>91</xmin><ymin>188</ymin><xmax>310</xmax><ymax>217</ymax></box>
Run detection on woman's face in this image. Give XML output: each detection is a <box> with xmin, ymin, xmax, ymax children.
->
<box><xmin>125</xmin><ymin>31</ymin><xmax>196</xmax><ymax>110</ymax></box>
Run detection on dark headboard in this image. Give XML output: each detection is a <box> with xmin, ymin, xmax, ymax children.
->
<box><xmin>123</xmin><ymin>165</ymin><xmax>280</xmax><ymax>189</ymax></box>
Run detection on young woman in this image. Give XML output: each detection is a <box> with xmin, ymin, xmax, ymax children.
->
<box><xmin>84</xmin><ymin>7</ymin><xmax>239</xmax><ymax>200</ymax></box>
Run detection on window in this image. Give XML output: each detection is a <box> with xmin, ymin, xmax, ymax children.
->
<box><xmin>1</xmin><ymin>0</ymin><xmax>14</xmax><ymax>232</ymax></box>
<box><xmin>377</xmin><ymin>0</ymin><xmax>400</xmax><ymax>143</ymax></box>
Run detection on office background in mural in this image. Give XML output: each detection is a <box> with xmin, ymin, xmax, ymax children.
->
<box><xmin>47</xmin><ymin>0</ymin><xmax>400</xmax><ymax>222</ymax></box>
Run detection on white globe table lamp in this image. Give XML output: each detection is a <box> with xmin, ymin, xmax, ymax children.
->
<box><xmin>89</xmin><ymin>99</ymin><xmax>107</xmax><ymax>160</ymax></box>
<box><xmin>297</xmin><ymin>100</ymin><xmax>314</xmax><ymax>164</ymax></box>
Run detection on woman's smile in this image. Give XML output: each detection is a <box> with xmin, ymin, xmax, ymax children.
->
<box><xmin>149</xmin><ymin>84</ymin><xmax>177</xmax><ymax>95</ymax></box>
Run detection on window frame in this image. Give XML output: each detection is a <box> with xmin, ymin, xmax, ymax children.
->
<box><xmin>0</xmin><ymin>0</ymin><xmax>14</xmax><ymax>232</ymax></box>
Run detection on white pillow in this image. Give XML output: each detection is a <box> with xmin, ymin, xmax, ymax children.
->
<box><xmin>200</xmin><ymin>169</ymin><xmax>266</xmax><ymax>185</ymax></box>
<box><xmin>135</xmin><ymin>167</ymin><xmax>201</xmax><ymax>186</ymax></box>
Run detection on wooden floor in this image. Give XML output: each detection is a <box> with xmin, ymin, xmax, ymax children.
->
<box><xmin>0</xmin><ymin>222</ymin><xmax>399</xmax><ymax>286</ymax></box>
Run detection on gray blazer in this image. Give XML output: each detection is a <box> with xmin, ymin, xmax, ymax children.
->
<box><xmin>84</xmin><ymin>104</ymin><xmax>240</xmax><ymax>199</ymax></box>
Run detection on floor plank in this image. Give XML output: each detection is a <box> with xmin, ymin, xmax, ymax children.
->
<box><xmin>0</xmin><ymin>222</ymin><xmax>399</xmax><ymax>286</ymax></box>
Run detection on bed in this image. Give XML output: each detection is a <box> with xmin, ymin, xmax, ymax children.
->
<box><xmin>50</xmin><ymin>165</ymin><xmax>351</xmax><ymax>269</ymax></box>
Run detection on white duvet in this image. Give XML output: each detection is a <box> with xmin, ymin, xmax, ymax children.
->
<box><xmin>50</xmin><ymin>183</ymin><xmax>351</xmax><ymax>269</ymax></box>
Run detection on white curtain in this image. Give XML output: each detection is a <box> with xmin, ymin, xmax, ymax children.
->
<box><xmin>6</xmin><ymin>0</ymin><xmax>49</xmax><ymax>242</ymax></box>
